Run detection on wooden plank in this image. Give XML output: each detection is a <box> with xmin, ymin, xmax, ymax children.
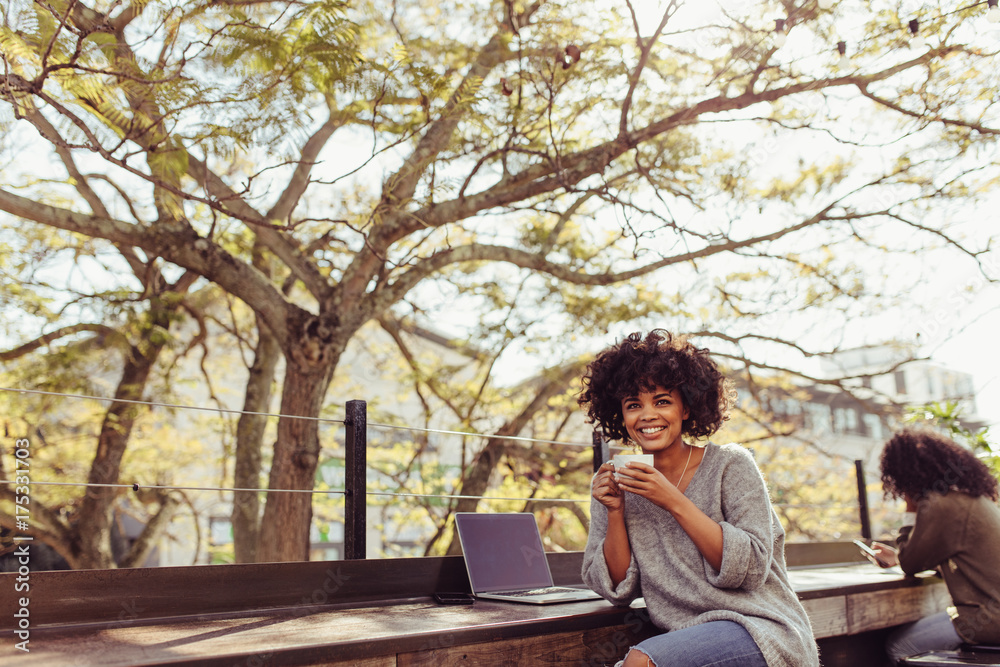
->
<box><xmin>847</xmin><ymin>583</ymin><xmax>952</xmax><ymax>635</ymax></box>
<box><xmin>3</xmin><ymin>558</ymin><xmax>470</xmax><ymax>629</ymax></box>
<box><xmin>789</xmin><ymin>564</ymin><xmax>929</xmax><ymax>598</ymax></box>
<box><xmin>397</xmin><ymin>622</ymin><xmax>657</xmax><ymax>667</ymax></box>
<box><xmin>802</xmin><ymin>595</ymin><xmax>849</xmax><ymax>639</ymax></box>
<box><xmin>313</xmin><ymin>658</ymin><xmax>396</xmax><ymax>667</ymax></box>
<box><xmin>2</xmin><ymin>552</ymin><xmax>589</xmax><ymax>630</ymax></box>
<box><xmin>0</xmin><ymin>580</ymin><xmax>952</xmax><ymax>667</ymax></box>
<box><xmin>2</xmin><ymin>545</ymin><xmax>895</xmax><ymax>629</ymax></box>
<box><xmin>0</xmin><ymin>553</ymin><xmax>955</xmax><ymax>667</ymax></box>
<box><xmin>10</xmin><ymin>597</ymin><xmax>648</xmax><ymax>667</ymax></box>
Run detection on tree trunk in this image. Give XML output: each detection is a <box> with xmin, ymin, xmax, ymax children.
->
<box><xmin>73</xmin><ymin>337</ymin><xmax>166</xmax><ymax>569</ymax></box>
<box><xmin>232</xmin><ymin>315</ymin><xmax>281</xmax><ymax>563</ymax></box>
<box><xmin>118</xmin><ymin>491</ymin><xmax>182</xmax><ymax>568</ymax></box>
<box><xmin>256</xmin><ymin>354</ymin><xmax>337</xmax><ymax>562</ymax></box>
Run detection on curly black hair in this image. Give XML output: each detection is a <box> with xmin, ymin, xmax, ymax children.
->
<box><xmin>577</xmin><ymin>329</ymin><xmax>733</xmax><ymax>442</ymax></box>
<box><xmin>880</xmin><ymin>427</ymin><xmax>998</xmax><ymax>501</ymax></box>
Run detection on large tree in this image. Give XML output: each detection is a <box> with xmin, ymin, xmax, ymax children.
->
<box><xmin>0</xmin><ymin>224</ymin><xmax>203</xmax><ymax>568</ymax></box>
<box><xmin>1</xmin><ymin>0</ymin><xmax>997</xmax><ymax>562</ymax></box>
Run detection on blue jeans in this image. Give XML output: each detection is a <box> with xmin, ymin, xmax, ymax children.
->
<box><xmin>626</xmin><ymin>620</ymin><xmax>767</xmax><ymax>667</ymax></box>
<box><xmin>885</xmin><ymin>612</ymin><xmax>962</xmax><ymax>663</ymax></box>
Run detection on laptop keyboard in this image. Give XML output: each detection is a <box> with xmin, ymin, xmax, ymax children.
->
<box><xmin>495</xmin><ymin>586</ymin><xmax>585</xmax><ymax>597</ymax></box>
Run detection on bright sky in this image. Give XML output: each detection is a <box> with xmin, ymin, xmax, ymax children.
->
<box><xmin>921</xmin><ymin>275</ymin><xmax>1000</xmax><ymax>429</ymax></box>
<box><xmin>619</xmin><ymin>0</ymin><xmax>1000</xmax><ymax>430</ymax></box>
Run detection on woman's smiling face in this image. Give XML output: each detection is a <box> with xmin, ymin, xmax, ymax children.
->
<box><xmin>620</xmin><ymin>385</ymin><xmax>688</xmax><ymax>453</ymax></box>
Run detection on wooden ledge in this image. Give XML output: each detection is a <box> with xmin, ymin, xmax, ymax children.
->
<box><xmin>0</xmin><ymin>548</ymin><xmax>952</xmax><ymax>666</ymax></box>
<box><xmin>5</xmin><ymin>596</ymin><xmax>654</xmax><ymax>667</ymax></box>
<box><xmin>789</xmin><ymin>565</ymin><xmax>950</xmax><ymax>639</ymax></box>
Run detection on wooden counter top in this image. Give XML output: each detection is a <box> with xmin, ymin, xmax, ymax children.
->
<box><xmin>0</xmin><ymin>555</ymin><xmax>951</xmax><ymax>666</ymax></box>
<box><xmin>5</xmin><ymin>596</ymin><xmax>649</xmax><ymax>666</ymax></box>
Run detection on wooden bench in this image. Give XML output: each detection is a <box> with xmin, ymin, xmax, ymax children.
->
<box><xmin>0</xmin><ymin>543</ymin><xmax>951</xmax><ymax>666</ymax></box>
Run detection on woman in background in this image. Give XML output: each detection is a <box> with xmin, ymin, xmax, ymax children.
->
<box><xmin>579</xmin><ymin>330</ymin><xmax>818</xmax><ymax>667</ymax></box>
<box><xmin>871</xmin><ymin>427</ymin><xmax>1000</xmax><ymax>663</ymax></box>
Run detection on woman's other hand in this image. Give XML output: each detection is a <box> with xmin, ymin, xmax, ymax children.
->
<box><xmin>870</xmin><ymin>541</ymin><xmax>899</xmax><ymax>568</ymax></box>
<box><xmin>593</xmin><ymin>462</ymin><xmax>624</xmax><ymax>512</ymax></box>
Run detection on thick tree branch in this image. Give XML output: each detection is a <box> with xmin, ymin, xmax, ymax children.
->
<box><xmin>23</xmin><ymin>108</ymin><xmax>111</xmax><ymax>216</ymax></box>
<box><xmin>266</xmin><ymin>106</ymin><xmax>342</xmax><ymax>223</ymax></box>
<box><xmin>0</xmin><ymin>188</ymin><xmax>295</xmax><ymax>347</ymax></box>
<box><xmin>185</xmin><ymin>155</ymin><xmax>332</xmax><ymax>302</ymax></box>
<box><xmin>8</xmin><ymin>4</ymin><xmax>330</xmax><ymax>301</ymax></box>
<box><xmin>380</xmin><ymin>11</ymin><xmax>533</xmax><ymax>208</ymax></box>
<box><xmin>0</xmin><ymin>323</ymin><xmax>122</xmax><ymax>362</ymax></box>
<box><xmin>0</xmin><ymin>488</ymin><xmax>78</xmax><ymax>568</ymax></box>
<box><xmin>22</xmin><ymin>109</ymin><xmax>147</xmax><ymax>276</ymax></box>
<box><xmin>118</xmin><ymin>492</ymin><xmax>182</xmax><ymax>568</ymax></box>
<box><xmin>338</xmin><ymin>6</ymin><xmax>539</xmax><ymax>305</ymax></box>
<box><xmin>377</xmin><ymin>207</ymin><xmax>834</xmax><ymax>309</ymax></box>
<box><xmin>409</xmin><ymin>48</ymin><xmax>961</xmax><ymax>235</ymax></box>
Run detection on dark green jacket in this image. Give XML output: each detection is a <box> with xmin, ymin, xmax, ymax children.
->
<box><xmin>897</xmin><ymin>491</ymin><xmax>1000</xmax><ymax>644</ymax></box>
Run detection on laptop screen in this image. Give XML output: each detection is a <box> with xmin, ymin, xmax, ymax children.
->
<box><xmin>455</xmin><ymin>513</ymin><xmax>553</xmax><ymax>593</ymax></box>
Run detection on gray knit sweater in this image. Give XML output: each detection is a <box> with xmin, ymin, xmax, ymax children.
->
<box><xmin>582</xmin><ymin>442</ymin><xmax>819</xmax><ymax>667</ymax></box>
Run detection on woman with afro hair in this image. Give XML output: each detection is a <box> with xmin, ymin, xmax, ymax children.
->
<box><xmin>579</xmin><ymin>330</ymin><xmax>818</xmax><ymax>667</ymax></box>
<box><xmin>869</xmin><ymin>427</ymin><xmax>1000</xmax><ymax>662</ymax></box>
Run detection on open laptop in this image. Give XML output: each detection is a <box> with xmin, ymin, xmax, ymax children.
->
<box><xmin>454</xmin><ymin>512</ymin><xmax>603</xmax><ymax>604</ymax></box>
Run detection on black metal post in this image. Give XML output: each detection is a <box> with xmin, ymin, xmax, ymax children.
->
<box><xmin>345</xmin><ymin>399</ymin><xmax>367</xmax><ymax>560</ymax></box>
<box><xmin>855</xmin><ymin>459</ymin><xmax>872</xmax><ymax>540</ymax></box>
<box><xmin>592</xmin><ymin>429</ymin><xmax>610</xmax><ymax>473</ymax></box>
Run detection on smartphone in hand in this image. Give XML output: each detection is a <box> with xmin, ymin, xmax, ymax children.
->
<box><xmin>853</xmin><ymin>539</ymin><xmax>893</xmax><ymax>567</ymax></box>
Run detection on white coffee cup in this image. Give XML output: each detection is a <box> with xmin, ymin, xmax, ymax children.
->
<box><xmin>612</xmin><ymin>454</ymin><xmax>654</xmax><ymax>482</ymax></box>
